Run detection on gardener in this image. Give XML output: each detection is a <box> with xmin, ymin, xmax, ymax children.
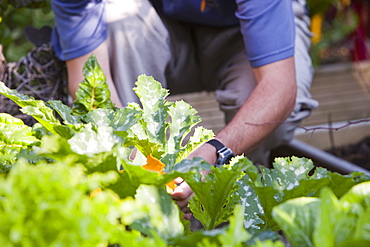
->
<box><xmin>51</xmin><ymin>0</ymin><xmax>318</xmax><ymax>213</ymax></box>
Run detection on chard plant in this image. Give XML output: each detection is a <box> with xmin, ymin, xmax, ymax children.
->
<box><xmin>0</xmin><ymin>55</ymin><xmax>369</xmax><ymax>246</ymax></box>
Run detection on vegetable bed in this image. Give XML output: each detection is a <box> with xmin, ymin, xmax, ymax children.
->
<box><xmin>1</xmin><ymin>56</ymin><xmax>370</xmax><ymax>247</ymax></box>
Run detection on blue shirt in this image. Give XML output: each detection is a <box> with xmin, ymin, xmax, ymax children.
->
<box><xmin>51</xmin><ymin>0</ymin><xmax>295</xmax><ymax>68</ymax></box>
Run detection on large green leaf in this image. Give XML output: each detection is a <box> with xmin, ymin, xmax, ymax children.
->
<box><xmin>126</xmin><ymin>75</ymin><xmax>213</xmax><ymax>168</ymax></box>
<box><xmin>272</xmin><ymin>181</ymin><xmax>370</xmax><ymax>247</ymax></box>
<box><xmin>187</xmin><ymin>156</ymin><xmax>253</xmax><ymax>230</ymax></box>
<box><xmin>0</xmin><ymin>113</ymin><xmax>41</xmax><ymax>171</ymax></box>
<box><xmin>0</xmin><ymin>82</ymin><xmax>72</xmax><ymax>137</ymax></box>
<box><xmin>120</xmin><ymin>184</ymin><xmax>184</xmax><ymax>240</ymax></box>
<box><xmin>0</xmin><ymin>161</ymin><xmax>125</xmax><ymax>246</ymax></box>
<box><xmin>272</xmin><ymin>197</ymin><xmax>320</xmax><ymax>247</ymax></box>
<box><xmin>133</xmin><ymin>75</ymin><xmax>170</xmax><ymax>144</ymax></box>
<box><xmin>240</xmin><ymin>156</ymin><xmax>370</xmax><ymax>230</ymax></box>
<box><xmin>72</xmin><ymin>55</ymin><xmax>115</xmax><ymax>115</ymax></box>
<box><xmin>315</xmin><ymin>182</ymin><xmax>370</xmax><ymax>247</ymax></box>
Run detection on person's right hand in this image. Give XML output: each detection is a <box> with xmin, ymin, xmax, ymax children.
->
<box><xmin>171</xmin><ymin>177</ymin><xmax>194</xmax><ymax>220</ymax></box>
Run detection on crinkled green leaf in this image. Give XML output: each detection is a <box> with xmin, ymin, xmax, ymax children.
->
<box><xmin>162</xmin><ymin>101</ymin><xmax>213</xmax><ymax>168</ymax></box>
<box><xmin>187</xmin><ymin>156</ymin><xmax>253</xmax><ymax>230</ymax></box>
<box><xmin>166</xmin><ymin>100</ymin><xmax>200</xmax><ymax>151</ymax></box>
<box><xmin>236</xmin><ymin>173</ymin><xmax>265</xmax><ymax>230</ymax></box>
<box><xmin>272</xmin><ymin>197</ymin><xmax>320</xmax><ymax>247</ymax></box>
<box><xmin>127</xmin><ymin>75</ymin><xmax>213</xmax><ymax>168</ymax></box>
<box><xmin>0</xmin><ymin>82</ymin><xmax>72</xmax><ymax>137</ymax></box>
<box><xmin>133</xmin><ymin>75</ymin><xmax>170</xmax><ymax>145</ymax></box>
<box><xmin>72</xmin><ymin>55</ymin><xmax>115</xmax><ymax>115</ymax></box>
<box><xmin>0</xmin><ymin>161</ymin><xmax>125</xmax><ymax>246</ymax></box>
<box><xmin>120</xmin><ymin>184</ymin><xmax>184</xmax><ymax>240</ymax></box>
<box><xmin>85</xmin><ymin>108</ymin><xmax>115</xmax><ymax>126</ymax></box>
<box><xmin>112</xmin><ymin>105</ymin><xmax>142</xmax><ymax>135</ymax></box>
<box><xmin>240</xmin><ymin>156</ymin><xmax>370</xmax><ymax>230</ymax></box>
<box><xmin>218</xmin><ymin>204</ymin><xmax>251</xmax><ymax>246</ymax></box>
<box><xmin>162</xmin><ymin>126</ymin><xmax>214</xmax><ymax>171</ymax></box>
<box><xmin>272</xmin><ymin>182</ymin><xmax>370</xmax><ymax>247</ymax></box>
<box><xmin>0</xmin><ymin>113</ymin><xmax>41</xmax><ymax>170</ymax></box>
<box><xmin>68</xmin><ymin>123</ymin><xmax>122</xmax><ymax>156</ymax></box>
<box><xmin>48</xmin><ymin>100</ymin><xmax>81</xmax><ymax>126</ymax></box>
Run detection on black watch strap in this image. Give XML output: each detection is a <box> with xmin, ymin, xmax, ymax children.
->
<box><xmin>206</xmin><ymin>139</ymin><xmax>236</xmax><ymax>167</ymax></box>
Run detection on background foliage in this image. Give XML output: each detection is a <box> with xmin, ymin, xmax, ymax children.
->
<box><xmin>0</xmin><ymin>0</ymin><xmax>53</xmax><ymax>62</ymax></box>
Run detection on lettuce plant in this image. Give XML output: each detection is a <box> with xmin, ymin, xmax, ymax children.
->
<box><xmin>272</xmin><ymin>181</ymin><xmax>370</xmax><ymax>247</ymax></box>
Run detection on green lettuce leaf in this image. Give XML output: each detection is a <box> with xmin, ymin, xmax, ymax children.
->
<box><xmin>272</xmin><ymin>181</ymin><xmax>370</xmax><ymax>247</ymax></box>
<box><xmin>0</xmin><ymin>82</ymin><xmax>72</xmax><ymax>137</ymax></box>
<box><xmin>120</xmin><ymin>184</ymin><xmax>184</xmax><ymax>240</ymax></box>
<box><xmin>240</xmin><ymin>156</ymin><xmax>370</xmax><ymax>230</ymax></box>
<box><xmin>0</xmin><ymin>113</ymin><xmax>41</xmax><ymax>171</ymax></box>
<box><xmin>67</xmin><ymin>123</ymin><xmax>122</xmax><ymax>156</ymax></box>
<box><xmin>272</xmin><ymin>197</ymin><xmax>320</xmax><ymax>247</ymax></box>
<box><xmin>0</xmin><ymin>161</ymin><xmax>125</xmax><ymax>246</ymax></box>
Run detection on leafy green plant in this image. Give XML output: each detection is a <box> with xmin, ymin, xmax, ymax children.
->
<box><xmin>0</xmin><ymin>0</ymin><xmax>53</xmax><ymax>61</ymax></box>
<box><xmin>307</xmin><ymin>0</ymin><xmax>358</xmax><ymax>66</ymax></box>
<box><xmin>0</xmin><ymin>55</ymin><xmax>369</xmax><ymax>246</ymax></box>
<box><xmin>272</xmin><ymin>181</ymin><xmax>370</xmax><ymax>247</ymax></box>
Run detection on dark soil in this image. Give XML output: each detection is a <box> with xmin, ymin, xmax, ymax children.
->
<box><xmin>326</xmin><ymin>136</ymin><xmax>370</xmax><ymax>171</ymax></box>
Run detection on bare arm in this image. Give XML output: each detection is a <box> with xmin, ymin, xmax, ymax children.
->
<box><xmin>189</xmin><ymin>56</ymin><xmax>297</xmax><ymax>164</ymax></box>
<box><xmin>66</xmin><ymin>41</ymin><xmax>123</xmax><ymax>108</ymax></box>
<box><xmin>172</xmin><ymin>57</ymin><xmax>297</xmax><ymax>214</ymax></box>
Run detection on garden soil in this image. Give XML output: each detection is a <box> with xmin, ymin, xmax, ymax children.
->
<box><xmin>326</xmin><ymin>136</ymin><xmax>370</xmax><ymax>171</ymax></box>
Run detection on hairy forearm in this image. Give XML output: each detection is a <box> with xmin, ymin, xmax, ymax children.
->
<box><xmin>217</xmin><ymin>57</ymin><xmax>297</xmax><ymax>155</ymax></box>
<box><xmin>190</xmin><ymin>57</ymin><xmax>297</xmax><ymax>165</ymax></box>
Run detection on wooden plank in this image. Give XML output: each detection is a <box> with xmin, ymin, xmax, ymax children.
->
<box><xmin>167</xmin><ymin>91</ymin><xmax>226</xmax><ymax>133</ymax></box>
<box><xmin>303</xmin><ymin>63</ymin><xmax>370</xmax><ymax>126</ymax></box>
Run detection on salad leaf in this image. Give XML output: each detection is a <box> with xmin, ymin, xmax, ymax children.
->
<box><xmin>0</xmin><ymin>161</ymin><xmax>124</xmax><ymax>246</ymax></box>
<box><xmin>0</xmin><ymin>113</ymin><xmax>41</xmax><ymax>171</ymax></box>
<box><xmin>239</xmin><ymin>156</ymin><xmax>370</xmax><ymax>230</ymax></box>
<box><xmin>272</xmin><ymin>197</ymin><xmax>319</xmax><ymax>247</ymax></box>
<box><xmin>67</xmin><ymin>123</ymin><xmax>121</xmax><ymax>156</ymax></box>
<box><xmin>123</xmin><ymin>184</ymin><xmax>184</xmax><ymax>240</ymax></box>
<box><xmin>272</xmin><ymin>181</ymin><xmax>370</xmax><ymax>247</ymax></box>
<box><xmin>0</xmin><ymin>81</ymin><xmax>72</xmax><ymax>137</ymax></box>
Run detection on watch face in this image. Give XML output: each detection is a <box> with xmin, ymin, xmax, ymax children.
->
<box><xmin>207</xmin><ymin>139</ymin><xmax>235</xmax><ymax>167</ymax></box>
<box><xmin>215</xmin><ymin>148</ymin><xmax>235</xmax><ymax>167</ymax></box>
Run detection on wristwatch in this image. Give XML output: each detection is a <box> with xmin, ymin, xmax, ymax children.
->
<box><xmin>206</xmin><ymin>139</ymin><xmax>236</xmax><ymax>167</ymax></box>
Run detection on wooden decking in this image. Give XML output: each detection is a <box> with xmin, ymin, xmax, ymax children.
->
<box><xmin>302</xmin><ymin>62</ymin><xmax>370</xmax><ymax>126</ymax></box>
<box><xmin>167</xmin><ymin>62</ymin><xmax>370</xmax><ymax>134</ymax></box>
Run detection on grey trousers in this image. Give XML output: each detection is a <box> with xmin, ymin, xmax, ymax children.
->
<box><xmin>105</xmin><ymin>0</ymin><xmax>319</xmax><ymax>165</ymax></box>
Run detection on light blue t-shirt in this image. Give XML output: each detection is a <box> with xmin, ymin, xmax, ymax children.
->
<box><xmin>51</xmin><ymin>0</ymin><xmax>296</xmax><ymax>68</ymax></box>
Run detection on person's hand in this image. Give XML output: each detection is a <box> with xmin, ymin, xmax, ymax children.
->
<box><xmin>171</xmin><ymin>142</ymin><xmax>217</xmax><ymax>220</ymax></box>
<box><xmin>171</xmin><ymin>177</ymin><xmax>193</xmax><ymax>220</ymax></box>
